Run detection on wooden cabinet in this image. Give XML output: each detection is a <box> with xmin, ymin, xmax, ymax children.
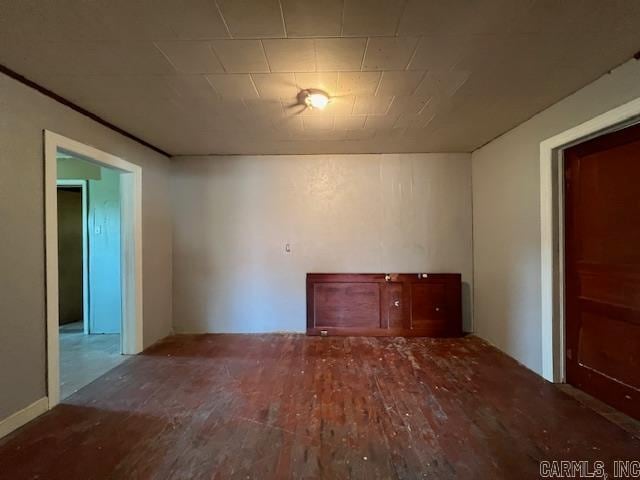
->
<box><xmin>306</xmin><ymin>273</ymin><xmax>462</xmax><ymax>337</ymax></box>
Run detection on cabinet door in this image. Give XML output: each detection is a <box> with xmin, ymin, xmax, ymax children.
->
<box><xmin>409</xmin><ymin>281</ymin><xmax>448</xmax><ymax>334</ymax></box>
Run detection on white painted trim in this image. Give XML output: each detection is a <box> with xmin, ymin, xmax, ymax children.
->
<box><xmin>0</xmin><ymin>397</ymin><xmax>48</xmax><ymax>439</ymax></box>
<box><xmin>45</xmin><ymin>131</ymin><xmax>144</xmax><ymax>408</ymax></box>
<box><xmin>539</xmin><ymin>97</ymin><xmax>640</xmax><ymax>382</ymax></box>
<box><xmin>120</xmin><ymin>171</ymin><xmax>144</xmax><ymax>355</ymax></box>
<box><xmin>56</xmin><ymin>179</ymin><xmax>89</xmax><ymax>334</ymax></box>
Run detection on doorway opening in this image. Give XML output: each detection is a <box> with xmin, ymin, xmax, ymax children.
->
<box><xmin>56</xmin><ymin>157</ymin><xmax>125</xmax><ymax>399</ymax></box>
<box><xmin>45</xmin><ymin>131</ymin><xmax>143</xmax><ymax>409</ymax></box>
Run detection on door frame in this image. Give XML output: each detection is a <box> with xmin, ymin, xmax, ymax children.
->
<box><xmin>45</xmin><ymin>131</ymin><xmax>143</xmax><ymax>408</ymax></box>
<box><xmin>56</xmin><ymin>179</ymin><xmax>89</xmax><ymax>334</ymax></box>
<box><xmin>539</xmin><ymin>97</ymin><xmax>640</xmax><ymax>383</ymax></box>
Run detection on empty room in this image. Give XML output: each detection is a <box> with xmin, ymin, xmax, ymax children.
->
<box><xmin>0</xmin><ymin>1</ymin><xmax>639</xmax><ymax>479</ymax></box>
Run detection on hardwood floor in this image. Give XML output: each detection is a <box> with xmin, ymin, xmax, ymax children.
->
<box><xmin>0</xmin><ymin>335</ymin><xmax>637</xmax><ymax>479</ymax></box>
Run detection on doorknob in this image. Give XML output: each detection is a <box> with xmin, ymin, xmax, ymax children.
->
<box><xmin>394</xmin><ymin>300</ymin><xmax>400</xmax><ymax>307</ymax></box>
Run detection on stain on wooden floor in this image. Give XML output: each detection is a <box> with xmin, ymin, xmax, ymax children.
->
<box><xmin>0</xmin><ymin>335</ymin><xmax>637</xmax><ymax>479</ymax></box>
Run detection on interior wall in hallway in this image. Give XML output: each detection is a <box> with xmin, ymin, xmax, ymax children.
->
<box><xmin>0</xmin><ymin>72</ymin><xmax>173</xmax><ymax>424</ymax></box>
<box><xmin>471</xmin><ymin>58</ymin><xmax>640</xmax><ymax>375</ymax></box>
<box><xmin>88</xmin><ymin>167</ymin><xmax>122</xmax><ymax>334</ymax></box>
<box><xmin>171</xmin><ymin>153</ymin><xmax>473</xmax><ymax>334</ymax></box>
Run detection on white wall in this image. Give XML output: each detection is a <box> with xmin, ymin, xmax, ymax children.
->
<box><xmin>57</xmin><ymin>156</ymin><xmax>101</xmax><ymax>180</ymax></box>
<box><xmin>472</xmin><ymin>59</ymin><xmax>640</xmax><ymax>375</ymax></box>
<box><xmin>0</xmin><ymin>71</ymin><xmax>173</xmax><ymax>422</ymax></box>
<box><xmin>88</xmin><ymin>167</ymin><xmax>122</xmax><ymax>334</ymax></box>
<box><xmin>171</xmin><ymin>153</ymin><xmax>473</xmax><ymax>334</ymax></box>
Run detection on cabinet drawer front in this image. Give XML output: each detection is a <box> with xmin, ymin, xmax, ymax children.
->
<box><xmin>313</xmin><ymin>282</ymin><xmax>381</xmax><ymax>328</ymax></box>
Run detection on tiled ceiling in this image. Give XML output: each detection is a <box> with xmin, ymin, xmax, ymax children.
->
<box><xmin>1</xmin><ymin>0</ymin><xmax>639</xmax><ymax>155</ymax></box>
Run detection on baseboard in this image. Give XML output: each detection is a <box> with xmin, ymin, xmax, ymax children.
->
<box><xmin>0</xmin><ymin>397</ymin><xmax>49</xmax><ymax>440</ymax></box>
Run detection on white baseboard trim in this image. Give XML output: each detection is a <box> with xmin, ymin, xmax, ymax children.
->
<box><xmin>0</xmin><ymin>397</ymin><xmax>49</xmax><ymax>440</ymax></box>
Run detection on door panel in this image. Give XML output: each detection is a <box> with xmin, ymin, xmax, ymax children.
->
<box><xmin>564</xmin><ymin>122</ymin><xmax>640</xmax><ymax>419</ymax></box>
<box><xmin>409</xmin><ymin>282</ymin><xmax>446</xmax><ymax>330</ymax></box>
<box><xmin>313</xmin><ymin>282</ymin><xmax>381</xmax><ymax>329</ymax></box>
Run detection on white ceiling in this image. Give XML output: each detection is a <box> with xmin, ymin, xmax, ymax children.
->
<box><xmin>1</xmin><ymin>0</ymin><xmax>639</xmax><ymax>155</ymax></box>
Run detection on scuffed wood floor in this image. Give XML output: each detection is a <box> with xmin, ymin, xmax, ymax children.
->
<box><xmin>0</xmin><ymin>335</ymin><xmax>637</xmax><ymax>479</ymax></box>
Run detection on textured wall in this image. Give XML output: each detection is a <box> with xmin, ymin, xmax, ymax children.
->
<box><xmin>171</xmin><ymin>153</ymin><xmax>473</xmax><ymax>334</ymax></box>
<box><xmin>0</xmin><ymin>72</ymin><xmax>173</xmax><ymax>422</ymax></box>
<box><xmin>472</xmin><ymin>59</ymin><xmax>640</xmax><ymax>375</ymax></box>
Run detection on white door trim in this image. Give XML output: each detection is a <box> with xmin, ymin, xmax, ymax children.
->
<box><xmin>45</xmin><ymin>131</ymin><xmax>143</xmax><ymax>409</ymax></box>
<box><xmin>56</xmin><ymin>179</ymin><xmax>89</xmax><ymax>334</ymax></box>
<box><xmin>539</xmin><ymin>97</ymin><xmax>640</xmax><ymax>383</ymax></box>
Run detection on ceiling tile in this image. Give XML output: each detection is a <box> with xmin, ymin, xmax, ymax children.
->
<box><xmin>211</xmin><ymin>39</ymin><xmax>269</xmax><ymax>72</ymax></box>
<box><xmin>262</xmin><ymin>39</ymin><xmax>316</xmax><ymax>72</ymax></box>
<box><xmin>344</xmin><ymin>128</ymin><xmax>375</xmax><ymax>140</ymax></box>
<box><xmin>376</xmin><ymin>70</ymin><xmax>424</xmax><ymax>96</ymax></box>
<box><xmin>414</xmin><ymin>70</ymin><xmax>470</xmax><ymax>97</ymax></box>
<box><xmin>295</xmin><ymin>72</ymin><xmax>339</xmax><ymax>95</ymax></box>
<box><xmin>375</xmin><ymin>126</ymin><xmax>406</xmax><ymax>140</ymax></box>
<box><xmin>281</xmin><ymin>0</ymin><xmax>343</xmax><ymax>37</ymax></box>
<box><xmin>342</xmin><ymin>0</ymin><xmax>406</xmax><ymax>36</ymax></box>
<box><xmin>251</xmin><ymin>73</ymin><xmax>298</xmax><ymax>99</ymax></box>
<box><xmin>315</xmin><ymin>38</ymin><xmax>367</xmax><ymax>71</ymax></box>
<box><xmin>362</xmin><ymin>36</ymin><xmax>419</xmax><ymax>71</ymax></box>
<box><xmin>281</xmin><ymin>115</ymin><xmax>305</xmax><ymax>133</ymax></box>
<box><xmin>206</xmin><ymin>74</ymin><xmax>259</xmax><ymax>98</ymax></box>
<box><xmin>159</xmin><ymin>0</ymin><xmax>230</xmax><ymax>39</ymax></box>
<box><xmin>244</xmin><ymin>98</ymin><xmax>285</xmax><ymax>117</ymax></box>
<box><xmin>323</xmin><ymin>95</ymin><xmax>356</xmax><ymax>115</ymax></box>
<box><xmin>397</xmin><ymin>0</ymin><xmax>478</xmax><ymax>36</ymax></box>
<box><xmin>120</xmin><ymin>42</ymin><xmax>179</xmax><ymax>74</ymax></box>
<box><xmin>408</xmin><ymin>35</ymin><xmax>474</xmax><ymax>71</ymax></box>
<box><xmin>336</xmin><ymin>71</ymin><xmax>381</xmax><ymax>96</ymax></box>
<box><xmin>164</xmin><ymin>74</ymin><xmax>218</xmax><ymax>99</ymax></box>
<box><xmin>393</xmin><ymin>112</ymin><xmax>428</xmax><ymax>129</ymax></box>
<box><xmin>216</xmin><ymin>0</ymin><xmax>285</xmax><ymax>38</ymax></box>
<box><xmin>303</xmin><ymin>116</ymin><xmax>335</xmax><ymax>130</ymax></box>
<box><xmin>396</xmin><ymin>0</ymin><xmax>530</xmax><ymax>37</ymax></box>
<box><xmin>386</xmin><ymin>95</ymin><xmax>431</xmax><ymax>116</ymax></box>
<box><xmin>364</xmin><ymin>113</ymin><xmax>399</xmax><ymax>129</ymax></box>
<box><xmin>334</xmin><ymin>115</ymin><xmax>367</xmax><ymax>130</ymax></box>
<box><xmin>353</xmin><ymin>96</ymin><xmax>393</xmax><ymax>115</ymax></box>
<box><xmin>16</xmin><ymin>42</ymin><xmax>176</xmax><ymax>76</ymax></box>
<box><xmin>155</xmin><ymin>41</ymin><xmax>223</xmax><ymax>73</ymax></box>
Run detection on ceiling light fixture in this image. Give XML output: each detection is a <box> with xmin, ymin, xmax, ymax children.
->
<box><xmin>303</xmin><ymin>89</ymin><xmax>330</xmax><ymax>110</ymax></box>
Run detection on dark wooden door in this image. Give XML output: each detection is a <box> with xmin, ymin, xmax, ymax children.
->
<box><xmin>564</xmin><ymin>122</ymin><xmax>640</xmax><ymax>420</ymax></box>
<box><xmin>57</xmin><ymin>187</ymin><xmax>84</xmax><ymax>325</ymax></box>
